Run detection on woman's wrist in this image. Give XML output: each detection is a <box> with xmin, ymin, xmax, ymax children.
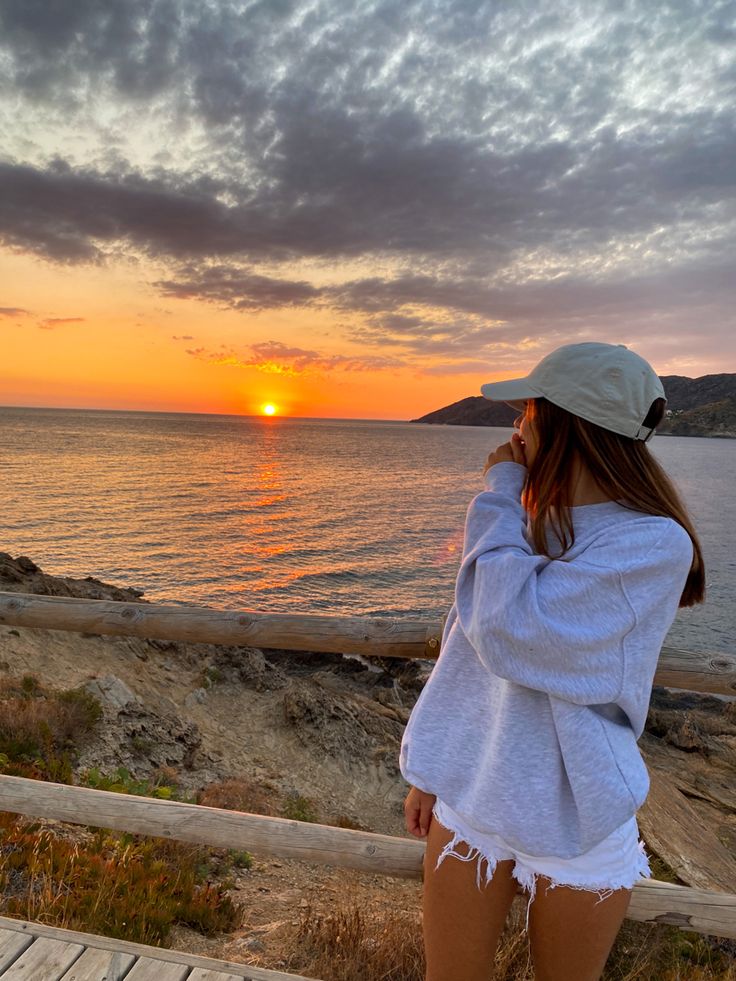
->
<box><xmin>483</xmin><ymin>460</ymin><xmax>527</xmax><ymax>497</ymax></box>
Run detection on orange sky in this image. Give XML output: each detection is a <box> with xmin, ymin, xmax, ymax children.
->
<box><xmin>1</xmin><ymin>248</ymin><xmax>724</xmax><ymax>422</ymax></box>
<box><xmin>0</xmin><ymin>250</ymin><xmax>533</xmax><ymax>421</ymax></box>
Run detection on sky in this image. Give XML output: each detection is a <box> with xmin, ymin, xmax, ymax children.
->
<box><xmin>1</xmin><ymin>0</ymin><xmax>735</xmax><ymax>420</ymax></box>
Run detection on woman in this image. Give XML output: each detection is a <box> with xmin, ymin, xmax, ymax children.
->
<box><xmin>400</xmin><ymin>341</ymin><xmax>705</xmax><ymax>981</ymax></box>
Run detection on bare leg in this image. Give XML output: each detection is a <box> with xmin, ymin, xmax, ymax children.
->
<box><xmin>422</xmin><ymin>816</ymin><xmax>520</xmax><ymax>981</ymax></box>
<box><xmin>528</xmin><ymin>875</ymin><xmax>632</xmax><ymax>981</ymax></box>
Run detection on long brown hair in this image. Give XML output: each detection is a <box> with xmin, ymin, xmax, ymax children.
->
<box><xmin>520</xmin><ymin>397</ymin><xmax>705</xmax><ymax>607</ymax></box>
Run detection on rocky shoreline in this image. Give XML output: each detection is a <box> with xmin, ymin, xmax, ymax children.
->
<box><xmin>0</xmin><ymin>551</ymin><xmax>424</xmax><ymax>834</ymax></box>
<box><xmin>0</xmin><ymin>551</ymin><xmax>735</xmax><ymax>899</ymax></box>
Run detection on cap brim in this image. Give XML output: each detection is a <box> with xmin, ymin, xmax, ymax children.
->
<box><xmin>480</xmin><ymin>377</ymin><xmax>544</xmax><ymax>406</ymax></box>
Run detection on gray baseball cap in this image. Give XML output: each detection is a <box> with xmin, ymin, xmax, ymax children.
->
<box><xmin>480</xmin><ymin>342</ymin><xmax>665</xmax><ymax>442</ymax></box>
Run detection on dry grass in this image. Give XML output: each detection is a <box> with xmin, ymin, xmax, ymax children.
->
<box><xmin>196</xmin><ymin>776</ymin><xmax>281</xmax><ymax>816</ymax></box>
<box><xmin>0</xmin><ymin>674</ymin><xmax>101</xmax><ymax>782</ymax></box>
<box><xmin>0</xmin><ymin>813</ymin><xmax>243</xmax><ymax>945</ymax></box>
<box><xmin>196</xmin><ymin>776</ymin><xmax>324</xmax><ymax>824</ymax></box>
<box><xmin>287</xmin><ymin>902</ymin><xmax>425</xmax><ymax>981</ymax></box>
<box><xmin>283</xmin><ymin>894</ymin><xmax>736</xmax><ymax>981</ymax></box>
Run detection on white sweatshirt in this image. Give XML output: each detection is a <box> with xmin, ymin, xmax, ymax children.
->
<box><xmin>399</xmin><ymin>461</ymin><xmax>694</xmax><ymax>858</ymax></box>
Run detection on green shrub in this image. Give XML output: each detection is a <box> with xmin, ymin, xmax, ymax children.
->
<box><xmin>200</xmin><ymin>666</ymin><xmax>224</xmax><ymax>689</ymax></box>
<box><xmin>227</xmin><ymin>849</ymin><xmax>253</xmax><ymax>870</ymax></box>
<box><xmin>80</xmin><ymin>766</ymin><xmax>194</xmax><ymax>803</ymax></box>
<box><xmin>282</xmin><ymin>793</ymin><xmax>319</xmax><ymax>823</ymax></box>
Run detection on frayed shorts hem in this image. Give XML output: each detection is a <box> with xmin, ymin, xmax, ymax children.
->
<box><xmin>431</xmin><ymin>799</ymin><xmax>652</xmax><ymax>934</ymax></box>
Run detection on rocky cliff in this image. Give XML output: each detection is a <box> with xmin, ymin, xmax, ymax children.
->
<box><xmin>411</xmin><ymin>373</ymin><xmax>736</xmax><ymax>437</ymax></box>
<box><xmin>657</xmin><ymin>397</ymin><xmax>736</xmax><ymax>438</ymax></box>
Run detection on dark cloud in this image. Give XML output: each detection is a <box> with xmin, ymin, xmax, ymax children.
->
<box><xmin>0</xmin><ymin>306</ymin><xmax>28</xmax><ymax>316</ymax></box>
<box><xmin>156</xmin><ymin>265</ymin><xmax>321</xmax><ymax>309</ymax></box>
<box><xmin>0</xmin><ymin>0</ymin><xmax>734</xmax><ymax>354</ymax></box>
<box><xmin>0</xmin><ymin>160</ymin><xmax>255</xmax><ymax>262</ymax></box>
<box><xmin>332</xmin><ymin>257</ymin><xmax>736</xmax><ymax>361</ymax></box>
<box><xmin>0</xmin><ymin>0</ymin><xmax>184</xmax><ymax>102</ymax></box>
<box><xmin>333</xmin><ymin>258</ymin><xmax>736</xmax><ymax>326</ymax></box>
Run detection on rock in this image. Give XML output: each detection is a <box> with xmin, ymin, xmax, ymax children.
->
<box><xmin>75</xmin><ymin>678</ymin><xmax>203</xmax><ymax>777</ymax></box>
<box><xmin>638</xmin><ymin>768</ymin><xmax>736</xmax><ymax>892</ymax></box>
<box><xmin>15</xmin><ymin>556</ymin><xmax>39</xmax><ymax>573</ymax></box>
<box><xmin>0</xmin><ymin>553</ymin><xmax>149</xmax><ymax>602</ymax></box>
<box><xmin>121</xmin><ymin>705</ymin><xmax>202</xmax><ymax>770</ymax></box>
<box><xmin>84</xmin><ymin>675</ymin><xmax>140</xmax><ymax>713</ymax></box>
<box><xmin>211</xmin><ymin>646</ymin><xmax>287</xmax><ymax>692</ymax></box>
<box><xmin>149</xmin><ymin>639</ymin><xmax>180</xmax><ymax>653</ymax></box>
<box><xmin>639</xmin><ymin>685</ymin><xmax>736</xmax><ymax>889</ymax></box>
<box><xmin>155</xmin><ymin>694</ymin><xmax>181</xmax><ymax>717</ymax></box>
<box><xmin>0</xmin><ymin>560</ymin><xmax>24</xmax><ymax>583</ymax></box>
<box><xmin>282</xmin><ymin>682</ymin><xmax>402</xmax><ymax>773</ymax></box>
<box><xmin>646</xmin><ymin>687</ymin><xmax>735</xmax><ymax>760</ymax></box>
<box><xmin>184</xmin><ymin>688</ymin><xmax>207</xmax><ymax>708</ymax></box>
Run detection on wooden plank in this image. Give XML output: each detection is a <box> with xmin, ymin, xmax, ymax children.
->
<box><xmin>627</xmin><ymin>877</ymin><xmax>736</xmax><ymax>937</ymax></box>
<box><xmin>0</xmin><ymin>776</ymin><xmax>424</xmax><ymax>879</ymax></box>
<box><xmin>125</xmin><ymin>958</ymin><xmax>188</xmax><ymax>980</ymax></box>
<box><xmin>637</xmin><ymin>768</ymin><xmax>736</xmax><ymax>893</ymax></box>
<box><xmin>657</xmin><ymin>645</ymin><xmax>736</xmax><ymax>697</ymax></box>
<box><xmin>0</xmin><ymin>591</ymin><xmax>733</xmax><ymax>693</ymax></box>
<box><xmin>1</xmin><ymin>936</ymin><xmax>83</xmax><ymax>980</ymax></box>
<box><xmin>59</xmin><ymin>946</ymin><xmax>135</xmax><ymax>980</ymax></box>
<box><xmin>0</xmin><ymin>930</ymin><xmax>33</xmax><ymax>973</ymax></box>
<box><xmin>0</xmin><ymin>917</ymin><xmax>321</xmax><ymax>980</ymax></box>
<box><xmin>0</xmin><ymin>592</ymin><xmax>442</xmax><ymax>660</ymax></box>
<box><xmin>188</xmin><ymin>969</ymin><xmax>243</xmax><ymax>981</ymax></box>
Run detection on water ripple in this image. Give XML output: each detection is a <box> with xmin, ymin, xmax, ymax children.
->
<box><xmin>0</xmin><ymin>407</ymin><xmax>733</xmax><ymax>656</ymax></box>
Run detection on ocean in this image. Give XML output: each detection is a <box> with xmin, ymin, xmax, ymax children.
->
<box><xmin>1</xmin><ymin>406</ymin><xmax>734</xmax><ymax>659</ymax></box>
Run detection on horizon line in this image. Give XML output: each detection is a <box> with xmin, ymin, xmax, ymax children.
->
<box><xmin>0</xmin><ymin>402</ymin><xmax>420</xmax><ymax>423</ymax></box>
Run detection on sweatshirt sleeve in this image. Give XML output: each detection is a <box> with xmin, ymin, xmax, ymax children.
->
<box><xmin>454</xmin><ymin>461</ymin><xmax>691</xmax><ymax>705</ymax></box>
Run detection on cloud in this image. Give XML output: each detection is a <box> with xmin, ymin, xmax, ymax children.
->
<box><xmin>0</xmin><ymin>160</ymin><xmax>253</xmax><ymax>263</ymax></box>
<box><xmin>0</xmin><ymin>0</ymin><xmax>733</xmax><ymax>360</ymax></box>
<box><xmin>156</xmin><ymin>265</ymin><xmax>321</xmax><ymax>309</ymax></box>
<box><xmin>186</xmin><ymin>339</ymin><xmax>406</xmax><ymax>376</ymax></box>
<box><xmin>0</xmin><ymin>0</ymin><xmax>185</xmax><ymax>103</ymax></box>
<box><xmin>0</xmin><ymin>306</ymin><xmax>28</xmax><ymax>316</ymax></box>
<box><xmin>38</xmin><ymin>316</ymin><xmax>85</xmax><ymax>329</ymax></box>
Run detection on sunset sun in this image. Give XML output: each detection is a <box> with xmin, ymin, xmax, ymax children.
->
<box><xmin>262</xmin><ymin>403</ymin><xmax>278</xmax><ymax>416</ymax></box>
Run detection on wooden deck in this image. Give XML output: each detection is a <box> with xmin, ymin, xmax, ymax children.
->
<box><xmin>0</xmin><ymin>916</ymin><xmax>318</xmax><ymax>981</ymax></box>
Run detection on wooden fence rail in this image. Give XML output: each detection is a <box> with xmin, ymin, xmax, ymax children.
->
<box><xmin>0</xmin><ymin>591</ymin><xmax>734</xmax><ymax>696</ymax></box>
<box><xmin>0</xmin><ymin>776</ymin><xmax>734</xmax><ymax>941</ymax></box>
<box><xmin>0</xmin><ymin>592</ymin><xmax>735</xmax><ymax>944</ymax></box>
<box><xmin>0</xmin><ymin>591</ymin><xmax>442</xmax><ymax>659</ymax></box>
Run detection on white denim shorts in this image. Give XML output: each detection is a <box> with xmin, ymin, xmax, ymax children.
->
<box><xmin>432</xmin><ymin>798</ymin><xmax>652</xmax><ymax>934</ymax></box>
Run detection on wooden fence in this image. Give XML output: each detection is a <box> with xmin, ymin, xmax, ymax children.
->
<box><xmin>0</xmin><ymin>590</ymin><xmax>734</xmax><ymax>943</ymax></box>
<box><xmin>0</xmin><ymin>591</ymin><xmax>734</xmax><ymax>694</ymax></box>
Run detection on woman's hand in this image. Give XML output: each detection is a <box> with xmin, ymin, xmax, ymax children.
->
<box><xmin>404</xmin><ymin>785</ymin><xmax>436</xmax><ymax>837</ymax></box>
<box><xmin>483</xmin><ymin>432</ymin><xmax>527</xmax><ymax>476</ymax></box>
